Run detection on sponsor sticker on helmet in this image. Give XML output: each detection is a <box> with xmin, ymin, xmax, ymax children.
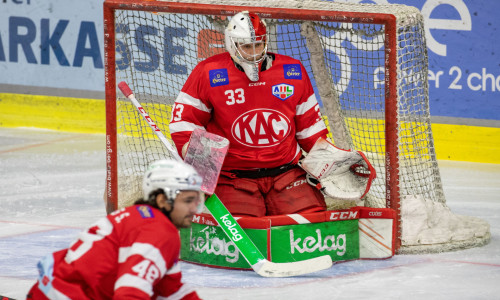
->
<box><xmin>284</xmin><ymin>64</ymin><xmax>302</xmax><ymax>80</ymax></box>
<box><xmin>209</xmin><ymin>68</ymin><xmax>229</xmax><ymax>87</ymax></box>
<box><xmin>272</xmin><ymin>83</ymin><xmax>294</xmax><ymax>101</ymax></box>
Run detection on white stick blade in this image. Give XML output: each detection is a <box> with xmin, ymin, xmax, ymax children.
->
<box><xmin>252</xmin><ymin>255</ymin><xmax>333</xmax><ymax>277</ymax></box>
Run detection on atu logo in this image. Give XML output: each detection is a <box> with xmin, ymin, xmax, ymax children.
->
<box><xmin>231</xmin><ymin>109</ymin><xmax>291</xmax><ymax>148</ymax></box>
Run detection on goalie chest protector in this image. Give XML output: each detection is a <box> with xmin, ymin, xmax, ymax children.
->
<box><xmin>172</xmin><ymin>52</ymin><xmax>328</xmax><ymax>170</ymax></box>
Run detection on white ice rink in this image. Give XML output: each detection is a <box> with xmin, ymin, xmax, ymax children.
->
<box><xmin>1</xmin><ymin>127</ymin><xmax>499</xmax><ymax>299</ymax></box>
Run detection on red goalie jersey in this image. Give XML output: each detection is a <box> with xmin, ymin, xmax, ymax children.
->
<box><xmin>27</xmin><ymin>205</ymin><xmax>199</xmax><ymax>300</ymax></box>
<box><xmin>170</xmin><ymin>52</ymin><xmax>328</xmax><ymax>171</ymax></box>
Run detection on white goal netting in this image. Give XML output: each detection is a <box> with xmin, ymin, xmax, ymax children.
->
<box><xmin>105</xmin><ymin>0</ymin><xmax>490</xmax><ymax>253</ymax></box>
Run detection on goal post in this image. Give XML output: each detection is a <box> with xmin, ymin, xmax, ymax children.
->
<box><xmin>103</xmin><ymin>0</ymin><xmax>490</xmax><ymax>253</ymax></box>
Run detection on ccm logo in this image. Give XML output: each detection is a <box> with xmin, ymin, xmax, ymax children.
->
<box><xmin>286</xmin><ymin>179</ymin><xmax>307</xmax><ymax>189</ymax></box>
<box><xmin>318</xmin><ymin>163</ymin><xmax>330</xmax><ymax>179</ymax></box>
<box><xmin>249</xmin><ymin>82</ymin><xmax>265</xmax><ymax>87</ymax></box>
<box><xmin>329</xmin><ymin>211</ymin><xmax>358</xmax><ymax>220</ymax></box>
<box><xmin>369</xmin><ymin>211</ymin><xmax>382</xmax><ymax>217</ymax></box>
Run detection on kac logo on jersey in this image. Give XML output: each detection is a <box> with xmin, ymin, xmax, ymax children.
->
<box><xmin>231</xmin><ymin>109</ymin><xmax>291</xmax><ymax>147</ymax></box>
<box><xmin>209</xmin><ymin>68</ymin><xmax>229</xmax><ymax>87</ymax></box>
<box><xmin>284</xmin><ymin>64</ymin><xmax>302</xmax><ymax>80</ymax></box>
<box><xmin>272</xmin><ymin>84</ymin><xmax>295</xmax><ymax>101</ymax></box>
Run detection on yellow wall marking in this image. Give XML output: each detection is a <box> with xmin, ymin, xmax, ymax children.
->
<box><xmin>1</xmin><ymin>93</ymin><xmax>499</xmax><ymax>164</ymax></box>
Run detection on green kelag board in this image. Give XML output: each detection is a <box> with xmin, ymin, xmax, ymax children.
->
<box><xmin>180</xmin><ymin>222</ymin><xmax>268</xmax><ymax>269</ymax></box>
<box><xmin>180</xmin><ymin>218</ymin><xmax>360</xmax><ymax>269</ymax></box>
<box><xmin>270</xmin><ymin>220</ymin><xmax>359</xmax><ymax>263</ymax></box>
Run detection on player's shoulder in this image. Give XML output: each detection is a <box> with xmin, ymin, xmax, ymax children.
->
<box><xmin>197</xmin><ymin>52</ymin><xmax>232</xmax><ymax>69</ymax></box>
<box><xmin>131</xmin><ymin>205</ymin><xmax>168</xmax><ymax>221</ymax></box>
<box><xmin>272</xmin><ymin>53</ymin><xmax>303</xmax><ymax>66</ymax></box>
<box><xmin>129</xmin><ymin>204</ymin><xmax>159</xmax><ymax>218</ymax></box>
<box><xmin>189</xmin><ymin>53</ymin><xmax>233</xmax><ymax>84</ymax></box>
<box><xmin>115</xmin><ymin>205</ymin><xmax>175</xmax><ymax>230</ymax></box>
<box><xmin>114</xmin><ymin>206</ymin><xmax>179</xmax><ymax>252</ymax></box>
<box><xmin>270</xmin><ymin>53</ymin><xmax>306</xmax><ymax>80</ymax></box>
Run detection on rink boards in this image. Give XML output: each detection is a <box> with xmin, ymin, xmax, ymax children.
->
<box><xmin>180</xmin><ymin>207</ymin><xmax>396</xmax><ymax>269</ymax></box>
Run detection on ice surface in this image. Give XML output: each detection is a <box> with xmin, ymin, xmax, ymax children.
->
<box><xmin>0</xmin><ymin>127</ymin><xmax>499</xmax><ymax>299</ymax></box>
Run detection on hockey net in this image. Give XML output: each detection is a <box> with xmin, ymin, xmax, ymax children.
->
<box><xmin>103</xmin><ymin>0</ymin><xmax>490</xmax><ymax>253</ymax></box>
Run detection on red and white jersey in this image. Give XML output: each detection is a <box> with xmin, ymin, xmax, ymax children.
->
<box><xmin>34</xmin><ymin>205</ymin><xmax>200</xmax><ymax>300</ymax></box>
<box><xmin>170</xmin><ymin>52</ymin><xmax>328</xmax><ymax>171</ymax></box>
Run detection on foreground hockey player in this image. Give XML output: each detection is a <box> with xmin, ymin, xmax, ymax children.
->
<box><xmin>170</xmin><ymin>11</ymin><xmax>331</xmax><ymax>217</ymax></box>
<box><xmin>27</xmin><ymin>159</ymin><xmax>203</xmax><ymax>300</ymax></box>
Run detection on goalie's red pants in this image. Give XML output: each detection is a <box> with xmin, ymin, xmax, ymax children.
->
<box><xmin>216</xmin><ymin>166</ymin><xmax>326</xmax><ymax>217</ymax></box>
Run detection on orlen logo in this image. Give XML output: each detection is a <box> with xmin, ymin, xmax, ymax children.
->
<box><xmin>231</xmin><ymin>109</ymin><xmax>291</xmax><ymax>147</ymax></box>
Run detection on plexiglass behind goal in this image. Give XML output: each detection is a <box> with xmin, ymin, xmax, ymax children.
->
<box><xmin>103</xmin><ymin>0</ymin><xmax>490</xmax><ymax>253</ymax></box>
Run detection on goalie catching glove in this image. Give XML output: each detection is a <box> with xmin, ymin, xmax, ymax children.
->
<box><xmin>299</xmin><ymin>138</ymin><xmax>376</xmax><ymax>201</ymax></box>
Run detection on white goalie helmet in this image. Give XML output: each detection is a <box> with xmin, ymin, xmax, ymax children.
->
<box><xmin>225</xmin><ymin>11</ymin><xmax>268</xmax><ymax>81</ymax></box>
<box><xmin>142</xmin><ymin>159</ymin><xmax>204</xmax><ymax>213</ymax></box>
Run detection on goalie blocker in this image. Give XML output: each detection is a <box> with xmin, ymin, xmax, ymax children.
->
<box><xmin>299</xmin><ymin>137</ymin><xmax>376</xmax><ymax>201</ymax></box>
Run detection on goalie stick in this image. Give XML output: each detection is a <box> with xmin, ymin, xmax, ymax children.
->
<box><xmin>118</xmin><ymin>81</ymin><xmax>333</xmax><ymax>277</ymax></box>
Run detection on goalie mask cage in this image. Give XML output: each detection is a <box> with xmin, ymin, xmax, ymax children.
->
<box><xmin>103</xmin><ymin>0</ymin><xmax>490</xmax><ymax>253</ymax></box>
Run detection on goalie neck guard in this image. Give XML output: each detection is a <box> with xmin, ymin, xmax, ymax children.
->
<box><xmin>142</xmin><ymin>159</ymin><xmax>204</xmax><ymax>213</ymax></box>
<box><xmin>225</xmin><ymin>11</ymin><xmax>269</xmax><ymax>81</ymax></box>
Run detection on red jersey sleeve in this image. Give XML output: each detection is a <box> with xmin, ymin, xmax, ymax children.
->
<box><xmin>170</xmin><ymin>62</ymin><xmax>212</xmax><ymax>155</ymax></box>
